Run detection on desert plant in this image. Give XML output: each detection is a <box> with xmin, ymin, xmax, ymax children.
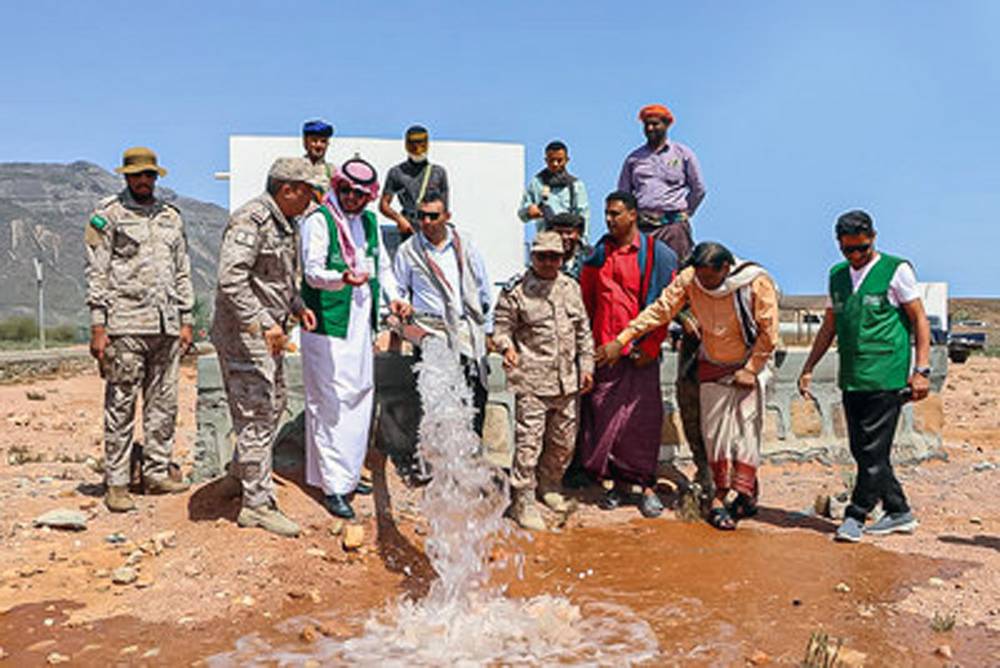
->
<box><xmin>931</xmin><ymin>611</ymin><xmax>956</xmax><ymax>632</ymax></box>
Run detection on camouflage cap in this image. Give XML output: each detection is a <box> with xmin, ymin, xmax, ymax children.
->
<box><xmin>115</xmin><ymin>147</ymin><xmax>167</xmax><ymax>176</ymax></box>
<box><xmin>267</xmin><ymin>157</ymin><xmax>312</xmax><ymax>184</ymax></box>
<box><xmin>531</xmin><ymin>231</ymin><xmax>564</xmax><ymax>255</ymax></box>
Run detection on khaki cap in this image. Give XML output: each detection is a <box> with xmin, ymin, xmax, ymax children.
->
<box><xmin>267</xmin><ymin>157</ymin><xmax>312</xmax><ymax>183</ymax></box>
<box><xmin>531</xmin><ymin>231</ymin><xmax>564</xmax><ymax>254</ymax></box>
<box><xmin>115</xmin><ymin>147</ymin><xmax>167</xmax><ymax>176</ymax></box>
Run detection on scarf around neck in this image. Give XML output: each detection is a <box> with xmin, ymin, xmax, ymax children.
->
<box><xmin>320</xmin><ymin>193</ymin><xmax>362</xmax><ymax>273</ymax></box>
<box><xmin>537</xmin><ymin>168</ymin><xmax>576</xmax><ymax>189</ymax></box>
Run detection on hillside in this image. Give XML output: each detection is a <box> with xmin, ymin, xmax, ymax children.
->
<box><xmin>0</xmin><ymin>161</ymin><xmax>227</xmax><ymax>326</ymax></box>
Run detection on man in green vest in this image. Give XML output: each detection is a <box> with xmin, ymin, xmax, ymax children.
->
<box><xmin>299</xmin><ymin>157</ymin><xmax>412</xmax><ymax>519</ymax></box>
<box><xmin>798</xmin><ymin>210</ymin><xmax>931</xmax><ymax>543</ymax></box>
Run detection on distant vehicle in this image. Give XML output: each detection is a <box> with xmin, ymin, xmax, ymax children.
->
<box><xmin>953</xmin><ymin>319</ymin><xmax>988</xmax><ymax>328</ymax></box>
<box><xmin>948</xmin><ymin>330</ymin><xmax>987</xmax><ymax>364</ymax></box>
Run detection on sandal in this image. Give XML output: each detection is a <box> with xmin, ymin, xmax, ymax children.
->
<box><xmin>708</xmin><ymin>506</ymin><xmax>737</xmax><ymax>531</ymax></box>
<box><xmin>729</xmin><ymin>493</ymin><xmax>758</xmax><ymax>520</ymax></box>
<box><xmin>598</xmin><ymin>488</ymin><xmax>622</xmax><ymax>511</ymax></box>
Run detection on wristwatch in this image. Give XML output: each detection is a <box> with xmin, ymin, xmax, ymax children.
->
<box><xmin>914</xmin><ymin>366</ymin><xmax>931</xmax><ymax>378</ymax></box>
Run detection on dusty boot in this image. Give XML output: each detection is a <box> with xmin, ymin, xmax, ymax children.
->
<box><xmin>105</xmin><ymin>485</ymin><xmax>136</xmax><ymax>513</ymax></box>
<box><xmin>144</xmin><ymin>476</ymin><xmax>191</xmax><ymax>495</ymax></box>
<box><xmin>237</xmin><ymin>503</ymin><xmax>300</xmax><ymax>538</ymax></box>
<box><xmin>538</xmin><ymin>485</ymin><xmax>570</xmax><ymax>513</ymax></box>
<box><xmin>513</xmin><ymin>498</ymin><xmax>546</xmax><ymax>532</ymax></box>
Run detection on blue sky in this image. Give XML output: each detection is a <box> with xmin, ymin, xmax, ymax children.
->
<box><xmin>2</xmin><ymin>1</ymin><xmax>998</xmax><ymax>295</ymax></box>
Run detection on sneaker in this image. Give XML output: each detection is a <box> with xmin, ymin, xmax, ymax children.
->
<box><xmin>105</xmin><ymin>485</ymin><xmax>136</xmax><ymax>513</ymax></box>
<box><xmin>598</xmin><ymin>488</ymin><xmax>622</xmax><ymax>511</ymax></box>
<box><xmin>639</xmin><ymin>492</ymin><xmax>664</xmax><ymax>518</ymax></box>
<box><xmin>835</xmin><ymin>516</ymin><xmax>864</xmax><ymax>543</ymax></box>
<box><xmin>237</xmin><ymin>504</ymin><xmax>300</xmax><ymax>537</ymax></box>
<box><xmin>513</xmin><ymin>501</ymin><xmax>546</xmax><ymax>531</ymax></box>
<box><xmin>144</xmin><ymin>476</ymin><xmax>191</xmax><ymax>495</ymax></box>
<box><xmin>539</xmin><ymin>487</ymin><xmax>570</xmax><ymax>513</ymax></box>
<box><xmin>865</xmin><ymin>511</ymin><xmax>919</xmax><ymax>536</ymax></box>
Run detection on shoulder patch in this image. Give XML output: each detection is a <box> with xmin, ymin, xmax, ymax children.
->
<box><xmin>233</xmin><ymin>229</ymin><xmax>257</xmax><ymax>248</ymax></box>
<box><xmin>89</xmin><ymin>214</ymin><xmax>108</xmax><ymax>230</ymax></box>
<box><xmin>501</xmin><ymin>271</ymin><xmax>524</xmax><ymax>293</ymax></box>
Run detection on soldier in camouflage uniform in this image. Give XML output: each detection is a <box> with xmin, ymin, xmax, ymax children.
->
<box><xmin>547</xmin><ymin>212</ymin><xmax>593</xmax><ymax>281</ymax></box>
<box><xmin>84</xmin><ymin>147</ymin><xmax>194</xmax><ymax>513</ymax></box>
<box><xmin>492</xmin><ymin>232</ymin><xmax>595</xmax><ymax>531</ymax></box>
<box><xmin>302</xmin><ymin>119</ymin><xmax>335</xmax><ymax>195</ymax></box>
<box><xmin>211</xmin><ymin>157</ymin><xmax>318</xmax><ymax>538</ymax></box>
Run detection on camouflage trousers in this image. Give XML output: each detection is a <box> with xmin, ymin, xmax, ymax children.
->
<box><xmin>511</xmin><ymin>392</ymin><xmax>577</xmax><ymax>493</ymax></box>
<box><xmin>102</xmin><ymin>334</ymin><xmax>181</xmax><ymax>487</ymax></box>
<box><xmin>217</xmin><ymin>350</ymin><xmax>287</xmax><ymax>508</ymax></box>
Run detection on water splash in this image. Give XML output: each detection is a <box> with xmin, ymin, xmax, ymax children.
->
<box><xmin>209</xmin><ymin>339</ymin><xmax>658</xmax><ymax>666</ymax></box>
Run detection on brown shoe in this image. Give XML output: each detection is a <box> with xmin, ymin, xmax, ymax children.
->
<box><xmin>105</xmin><ymin>485</ymin><xmax>136</xmax><ymax>513</ymax></box>
<box><xmin>144</xmin><ymin>476</ymin><xmax>191</xmax><ymax>495</ymax></box>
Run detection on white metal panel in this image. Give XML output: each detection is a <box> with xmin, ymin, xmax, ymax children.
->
<box><xmin>919</xmin><ymin>281</ymin><xmax>948</xmax><ymax>331</ymax></box>
<box><xmin>228</xmin><ymin>135</ymin><xmax>526</xmax><ymax>296</ymax></box>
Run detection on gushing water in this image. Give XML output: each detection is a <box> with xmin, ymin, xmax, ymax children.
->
<box><xmin>210</xmin><ymin>339</ymin><xmax>658</xmax><ymax>666</ymax></box>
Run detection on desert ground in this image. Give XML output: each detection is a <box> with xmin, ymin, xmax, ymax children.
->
<box><xmin>0</xmin><ymin>353</ymin><xmax>998</xmax><ymax>665</ymax></box>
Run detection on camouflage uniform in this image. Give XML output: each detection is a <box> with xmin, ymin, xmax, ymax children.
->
<box><xmin>492</xmin><ymin>269</ymin><xmax>594</xmax><ymax>495</ymax></box>
<box><xmin>211</xmin><ymin>193</ymin><xmax>304</xmax><ymax>509</ymax></box>
<box><xmin>84</xmin><ymin>190</ymin><xmax>194</xmax><ymax>487</ymax></box>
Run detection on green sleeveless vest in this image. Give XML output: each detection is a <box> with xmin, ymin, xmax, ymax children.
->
<box><xmin>829</xmin><ymin>253</ymin><xmax>912</xmax><ymax>392</ymax></box>
<box><xmin>301</xmin><ymin>207</ymin><xmax>381</xmax><ymax>338</ymax></box>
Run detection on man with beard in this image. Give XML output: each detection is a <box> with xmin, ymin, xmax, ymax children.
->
<box><xmin>547</xmin><ymin>212</ymin><xmax>593</xmax><ymax>281</ymax></box>
<box><xmin>518</xmin><ymin>140</ymin><xmax>590</xmax><ymax>236</ymax></box>
<box><xmin>302</xmin><ymin>119</ymin><xmax>335</xmax><ymax>195</ymax></box>
<box><xmin>617</xmin><ymin>103</ymin><xmax>705</xmax><ymax>262</ymax></box>
<box><xmin>579</xmin><ymin>191</ymin><xmax>677</xmax><ymax>518</ymax></box>
<box><xmin>211</xmin><ymin>158</ymin><xmax>318</xmax><ymax>537</ymax></box>
<box><xmin>380</xmin><ymin>125</ymin><xmax>450</xmax><ymax>238</ymax></box>
<box><xmin>84</xmin><ymin>147</ymin><xmax>195</xmax><ymax>512</ymax></box>
<box><xmin>299</xmin><ymin>157</ymin><xmax>411</xmax><ymax>519</ymax></box>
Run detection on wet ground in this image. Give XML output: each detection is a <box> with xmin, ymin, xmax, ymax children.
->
<box><xmin>1</xmin><ymin>358</ymin><xmax>999</xmax><ymax>665</ymax></box>
<box><xmin>2</xmin><ymin>519</ymin><xmax>999</xmax><ymax>665</ymax></box>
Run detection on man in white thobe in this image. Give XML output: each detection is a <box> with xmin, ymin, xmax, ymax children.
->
<box><xmin>299</xmin><ymin>157</ymin><xmax>411</xmax><ymax>519</ymax></box>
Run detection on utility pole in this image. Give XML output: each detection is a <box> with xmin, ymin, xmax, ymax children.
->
<box><xmin>33</xmin><ymin>258</ymin><xmax>44</xmax><ymax>350</ymax></box>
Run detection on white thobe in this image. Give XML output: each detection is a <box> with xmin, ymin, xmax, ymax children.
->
<box><xmin>299</xmin><ymin>208</ymin><xmax>397</xmax><ymax>496</ymax></box>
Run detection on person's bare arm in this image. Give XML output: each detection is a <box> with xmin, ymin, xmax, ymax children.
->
<box><xmin>901</xmin><ymin>298</ymin><xmax>931</xmax><ymax>400</ymax></box>
<box><xmin>379</xmin><ymin>191</ymin><xmax>412</xmax><ymax>235</ymax></box>
<box><xmin>798</xmin><ymin>307</ymin><xmax>836</xmax><ymax>399</ymax></box>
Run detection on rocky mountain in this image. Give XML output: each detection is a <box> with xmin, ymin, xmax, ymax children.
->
<box><xmin>0</xmin><ymin>161</ymin><xmax>227</xmax><ymax>327</ymax></box>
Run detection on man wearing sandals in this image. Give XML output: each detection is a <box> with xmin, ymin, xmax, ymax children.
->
<box><xmin>598</xmin><ymin>242</ymin><xmax>779</xmax><ymax>530</ymax></box>
<box><xmin>799</xmin><ymin>210</ymin><xmax>930</xmax><ymax>543</ymax></box>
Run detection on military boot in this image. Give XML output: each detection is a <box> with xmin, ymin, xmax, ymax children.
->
<box><xmin>105</xmin><ymin>485</ymin><xmax>136</xmax><ymax>513</ymax></box>
<box><xmin>145</xmin><ymin>477</ymin><xmax>191</xmax><ymax>495</ymax></box>
<box><xmin>513</xmin><ymin>497</ymin><xmax>546</xmax><ymax>532</ymax></box>
<box><xmin>237</xmin><ymin>503</ymin><xmax>300</xmax><ymax>538</ymax></box>
<box><xmin>538</xmin><ymin>483</ymin><xmax>570</xmax><ymax>514</ymax></box>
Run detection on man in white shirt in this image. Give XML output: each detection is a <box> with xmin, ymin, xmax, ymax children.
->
<box><xmin>393</xmin><ymin>192</ymin><xmax>492</xmax><ymax>436</ymax></box>
<box><xmin>299</xmin><ymin>157</ymin><xmax>411</xmax><ymax>519</ymax></box>
<box><xmin>799</xmin><ymin>209</ymin><xmax>931</xmax><ymax>544</ymax></box>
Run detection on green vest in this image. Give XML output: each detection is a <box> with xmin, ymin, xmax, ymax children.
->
<box><xmin>829</xmin><ymin>253</ymin><xmax>912</xmax><ymax>392</ymax></box>
<box><xmin>301</xmin><ymin>207</ymin><xmax>381</xmax><ymax>338</ymax></box>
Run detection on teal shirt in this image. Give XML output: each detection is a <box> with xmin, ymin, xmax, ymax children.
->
<box><xmin>517</xmin><ymin>174</ymin><xmax>589</xmax><ymax>235</ymax></box>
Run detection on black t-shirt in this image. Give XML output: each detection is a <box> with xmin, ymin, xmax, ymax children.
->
<box><xmin>385</xmin><ymin>160</ymin><xmax>449</xmax><ymax>219</ymax></box>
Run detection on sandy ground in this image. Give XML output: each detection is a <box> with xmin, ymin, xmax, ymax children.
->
<box><xmin>0</xmin><ymin>356</ymin><xmax>998</xmax><ymax>664</ymax></box>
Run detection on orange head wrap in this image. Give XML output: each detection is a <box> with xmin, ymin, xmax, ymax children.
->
<box><xmin>638</xmin><ymin>104</ymin><xmax>674</xmax><ymax>125</ymax></box>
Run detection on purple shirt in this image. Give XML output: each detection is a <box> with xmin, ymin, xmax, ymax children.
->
<box><xmin>617</xmin><ymin>140</ymin><xmax>706</xmax><ymax>215</ymax></box>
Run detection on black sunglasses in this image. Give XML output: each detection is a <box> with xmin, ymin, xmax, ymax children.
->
<box><xmin>337</xmin><ymin>185</ymin><xmax>367</xmax><ymax>197</ymax></box>
<box><xmin>840</xmin><ymin>243</ymin><xmax>871</xmax><ymax>255</ymax></box>
<box><xmin>418</xmin><ymin>211</ymin><xmax>442</xmax><ymax>221</ymax></box>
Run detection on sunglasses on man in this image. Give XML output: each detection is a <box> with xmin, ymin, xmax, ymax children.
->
<box><xmin>418</xmin><ymin>211</ymin><xmax>442</xmax><ymax>221</ymax></box>
<box><xmin>337</xmin><ymin>185</ymin><xmax>368</xmax><ymax>198</ymax></box>
<box><xmin>840</xmin><ymin>243</ymin><xmax>872</xmax><ymax>255</ymax></box>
